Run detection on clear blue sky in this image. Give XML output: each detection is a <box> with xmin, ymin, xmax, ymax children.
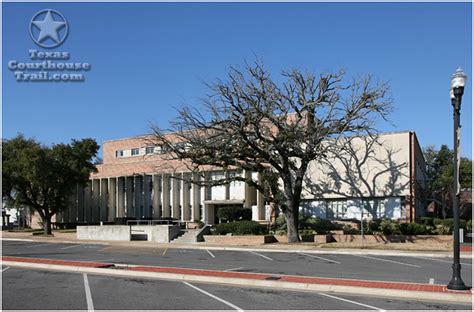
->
<box><xmin>3</xmin><ymin>2</ymin><xmax>472</xmax><ymax>157</ymax></box>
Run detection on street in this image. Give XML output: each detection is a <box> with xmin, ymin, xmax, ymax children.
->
<box><xmin>2</xmin><ymin>266</ymin><xmax>471</xmax><ymax>310</ymax></box>
<box><xmin>2</xmin><ymin>240</ymin><xmax>472</xmax><ymax>285</ymax></box>
<box><xmin>2</xmin><ymin>240</ymin><xmax>473</xmax><ymax>310</ymax></box>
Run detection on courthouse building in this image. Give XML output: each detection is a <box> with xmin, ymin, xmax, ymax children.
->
<box><xmin>58</xmin><ymin>131</ymin><xmax>426</xmax><ymax>225</ymax></box>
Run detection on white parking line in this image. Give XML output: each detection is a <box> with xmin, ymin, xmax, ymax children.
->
<box><xmin>83</xmin><ymin>273</ymin><xmax>94</xmax><ymax>312</ymax></box>
<box><xmin>26</xmin><ymin>243</ymin><xmax>50</xmax><ymax>249</ymax></box>
<box><xmin>249</xmin><ymin>250</ymin><xmax>273</xmax><ymax>261</ymax></box>
<box><xmin>2</xmin><ymin>266</ymin><xmax>10</xmax><ymax>273</ymax></box>
<box><xmin>418</xmin><ymin>257</ymin><xmax>472</xmax><ymax>266</ymax></box>
<box><xmin>60</xmin><ymin>244</ymin><xmax>83</xmax><ymax>250</ymax></box>
<box><xmin>299</xmin><ymin>252</ymin><xmax>341</xmax><ymax>264</ymax></box>
<box><xmin>2</xmin><ymin>239</ymin><xmax>36</xmax><ymax>244</ymax></box>
<box><xmin>206</xmin><ymin>249</ymin><xmax>215</xmax><ymax>258</ymax></box>
<box><xmin>317</xmin><ymin>292</ymin><xmax>385</xmax><ymax>311</ymax></box>
<box><xmin>225</xmin><ymin>267</ymin><xmax>244</xmax><ymax>272</ymax></box>
<box><xmin>183</xmin><ymin>282</ymin><xmax>243</xmax><ymax>311</ymax></box>
<box><xmin>352</xmin><ymin>255</ymin><xmax>420</xmax><ymax>268</ymax></box>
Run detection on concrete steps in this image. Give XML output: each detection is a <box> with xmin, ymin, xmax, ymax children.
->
<box><xmin>171</xmin><ymin>229</ymin><xmax>200</xmax><ymax>243</ymax></box>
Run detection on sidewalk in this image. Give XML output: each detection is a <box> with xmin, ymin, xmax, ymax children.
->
<box><xmin>2</xmin><ymin>231</ymin><xmax>472</xmax><ymax>259</ymax></box>
<box><xmin>2</xmin><ymin>255</ymin><xmax>472</xmax><ymax>304</ymax></box>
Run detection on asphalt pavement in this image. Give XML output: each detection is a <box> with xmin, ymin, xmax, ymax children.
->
<box><xmin>2</xmin><ymin>240</ymin><xmax>472</xmax><ymax>286</ymax></box>
<box><xmin>2</xmin><ymin>266</ymin><xmax>472</xmax><ymax>311</ymax></box>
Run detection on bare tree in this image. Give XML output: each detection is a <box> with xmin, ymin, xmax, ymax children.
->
<box><xmin>151</xmin><ymin>62</ymin><xmax>391</xmax><ymax>243</ymax></box>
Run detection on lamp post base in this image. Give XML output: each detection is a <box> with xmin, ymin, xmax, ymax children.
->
<box><xmin>447</xmin><ymin>264</ymin><xmax>471</xmax><ymax>291</ymax></box>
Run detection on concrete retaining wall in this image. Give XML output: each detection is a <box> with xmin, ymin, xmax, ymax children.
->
<box><xmin>77</xmin><ymin>225</ymin><xmax>131</xmax><ymax>241</ymax></box>
<box><xmin>271</xmin><ymin>234</ymin><xmax>452</xmax><ymax>244</ymax></box>
<box><xmin>131</xmin><ymin>225</ymin><xmax>181</xmax><ymax>243</ymax></box>
<box><xmin>203</xmin><ymin>235</ymin><xmax>277</xmax><ymax>245</ymax></box>
<box><xmin>77</xmin><ymin>224</ymin><xmax>181</xmax><ymax>242</ymax></box>
<box><xmin>332</xmin><ymin>234</ymin><xmax>453</xmax><ymax>244</ymax></box>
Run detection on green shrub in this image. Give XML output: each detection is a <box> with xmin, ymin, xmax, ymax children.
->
<box><xmin>400</xmin><ymin>223</ymin><xmax>432</xmax><ymax>235</ymax></box>
<box><xmin>217</xmin><ymin>207</ymin><xmax>252</xmax><ymax>222</ymax></box>
<box><xmin>274</xmin><ymin>215</ymin><xmax>287</xmax><ymax>234</ymax></box>
<box><xmin>342</xmin><ymin>224</ymin><xmax>359</xmax><ymax>235</ymax></box>
<box><xmin>418</xmin><ymin>217</ymin><xmax>434</xmax><ymax>226</ymax></box>
<box><xmin>212</xmin><ymin>220</ymin><xmax>268</xmax><ymax>235</ymax></box>
<box><xmin>467</xmin><ymin>220</ymin><xmax>472</xmax><ymax>231</ymax></box>
<box><xmin>432</xmin><ymin>218</ymin><xmax>466</xmax><ymax>234</ymax></box>
<box><xmin>275</xmin><ymin>214</ymin><xmax>343</xmax><ymax>235</ymax></box>
<box><xmin>299</xmin><ymin>229</ymin><xmax>315</xmax><ymax>235</ymax></box>
<box><xmin>301</xmin><ymin>216</ymin><xmax>340</xmax><ymax>234</ymax></box>
<box><xmin>434</xmin><ymin>224</ymin><xmax>451</xmax><ymax>235</ymax></box>
<box><xmin>379</xmin><ymin>219</ymin><xmax>401</xmax><ymax>235</ymax></box>
<box><xmin>358</xmin><ymin>220</ymin><xmax>381</xmax><ymax>234</ymax></box>
<box><xmin>367</xmin><ymin>220</ymin><xmax>382</xmax><ymax>234</ymax></box>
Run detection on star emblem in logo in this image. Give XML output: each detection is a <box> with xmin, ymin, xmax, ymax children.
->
<box><xmin>29</xmin><ymin>9</ymin><xmax>68</xmax><ymax>48</ymax></box>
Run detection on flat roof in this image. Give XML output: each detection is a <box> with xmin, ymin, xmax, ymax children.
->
<box><xmin>103</xmin><ymin>130</ymin><xmax>415</xmax><ymax>144</ymax></box>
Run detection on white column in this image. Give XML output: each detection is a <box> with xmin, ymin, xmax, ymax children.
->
<box><xmin>125</xmin><ymin>176</ymin><xmax>134</xmax><ymax>218</ymax></box>
<box><xmin>192</xmin><ymin>173</ymin><xmax>201</xmax><ymax>222</ymax></box>
<box><xmin>92</xmin><ymin>179</ymin><xmax>100</xmax><ymax>223</ymax></box>
<box><xmin>100</xmin><ymin>178</ymin><xmax>108</xmax><ymax>222</ymax></box>
<box><xmin>152</xmin><ymin>174</ymin><xmax>162</xmax><ymax>219</ymax></box>
<box><xmin>84</xmin><ymin>181</ymin><xmax>92</xmax><ymax>223</ymax></box>
<box><xmin>162</xmin><ymin>174</ymin><xmax>171</xmax><ymax>218</ymax></box>
<box><xmin>257</xmin><ymin>173</ymin><xmax>265</xmax><ymax>220</ymax></box>
<box><xmin>108</xmin><ymin>178</ymin><xmax>117</xmax><ymax>222</ymax></box>
<box><xmin>117</xmin><ymin>177</ymin><xmax>125</xmax><ymax>218</ymax></box>
<box><xmin>143</xmin><ymin>175</ymin><xmax>151</xmax><ymax>218</ymax></box>
<box><xmin>134</xmin><ymin>175</ymin><xmax>143</xmax><ymax>218</ymax></box>
<box><xmin>182</xmin><ymin>174</ymin><xmax>191</xmax><ymax>221</ymax></box>
<box><xmin>172</xmin><ymin>173</ymin><xmax>181</xmax><ymax>219</ymax></box>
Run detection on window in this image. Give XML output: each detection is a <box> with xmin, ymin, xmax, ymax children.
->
<box><xmin>115</xmin><ymin>150</ymin><xmax>124</xmax><ymax>158</ymax></box>
<box><xmin>145</xmin><ymin>146</ymin><xmax>155</xmax><ymax>154</ymax></box>
<box><xmin>161</xmin><ymin>145</ymin><xmax>170</xmax><ymax>154</ymax></box>
<box><xmin>361</xmin><ymin>199</ymin><xmax>385</xmax><ymax>219</ymax></box>
<box><xmin>131</xmin><ymin>148</ymin><xmax>139</xmax><ymax>156</ymax></box>
<box><xmin>326</xmin><ymin>200</ymin><xmax>347</xmax><ymax>219</ymax></box>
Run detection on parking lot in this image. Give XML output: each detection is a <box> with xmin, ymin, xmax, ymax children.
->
<box><xmin>2</xmin><ymin>240</ymin><xmax>472</xmax><ymax>286</ymax></box>
<box><xmin>2</xmin><ymin>265</ymin><xmax>472</xmax><ymax>311</ymax></box>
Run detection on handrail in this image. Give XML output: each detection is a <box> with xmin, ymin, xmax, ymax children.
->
<box><xmin>126</xmin><ymin>219</ymin><xmax>193</xmax><ymax>228</ymax></box>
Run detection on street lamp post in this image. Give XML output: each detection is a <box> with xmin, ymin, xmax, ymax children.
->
<box><xmin>447</xmin><ymin>67</ymin><xmax>470</xmax><ymax>291</ymax></box>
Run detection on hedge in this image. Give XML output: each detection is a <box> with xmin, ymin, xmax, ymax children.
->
<box><xmin>275</xmin><ymin>215</ymin><xmax>342</xmax><ymax>234</ymax></box>
<box><xmin>212</xmin><ymin>220</ymin><xmax>268</xmax><ymax>235</ymax></box>
<box><xmin>217</xmin><ymin>207</ymin><xmax>252</xmax><ymax>222</ymax></box>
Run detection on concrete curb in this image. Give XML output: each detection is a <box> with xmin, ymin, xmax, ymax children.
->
<box><xmin>2</xmin><ymin>259</ymin><xmax>472</xmax><ymax>304</ymax></box>
<box><xmin>2</xmin><ymin>237</ymin><xmax>471</xmax><ymax>259</ymax></box>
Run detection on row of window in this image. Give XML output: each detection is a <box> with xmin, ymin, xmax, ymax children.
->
<box><xmin>115</xmin><ymin>145</ymin><xmax>171</xmax><ymax>158</ymax></box>
<box><xmin>301</xmin><ymin>198</ymin><xmax>399</xmax><ymax>220</ymax></box>
<box><xmin>325</xmin><ymin>199</ymin><xmax>386</xmax><ymax>219</ymax></box>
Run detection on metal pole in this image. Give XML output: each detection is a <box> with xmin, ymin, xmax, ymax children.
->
<box><xmin>447</xmin><ymin>87</ymin><xmax>469</xmax><ymax>290</ymax></box>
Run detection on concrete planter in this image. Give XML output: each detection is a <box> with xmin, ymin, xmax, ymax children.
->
<box><xmin>274</xmin><ymin>234</ymin><xmax>329</xmax><ymax>243</ymax></box>
<box><xmin>331</xmin><ymin>234</ymin><xmax>453</xmax><ymax>244</ymax></box>
<box><xmin>301</xmin><ymin>234</ymin><xmax>315</xmax><ymax>242</ymax></box>
<box><xmin>315</xmin><ymin>234</ymin><xmax>335</xmax><ymax>243</ymax></box>
<box><xmin>77</xmin><ymin>225</ymin><xmax>131</xmax><ymax>241</ymax></box>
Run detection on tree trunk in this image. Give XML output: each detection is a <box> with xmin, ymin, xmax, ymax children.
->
<box><xmin>285</xmin><ymin>206</ymin><xmax>300</xmax><ymax>243</ymax></box>
<box><xmin>43</xmin><ymin>216</ymin><xmax>52</xmax><ymax>235</ymax></box>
